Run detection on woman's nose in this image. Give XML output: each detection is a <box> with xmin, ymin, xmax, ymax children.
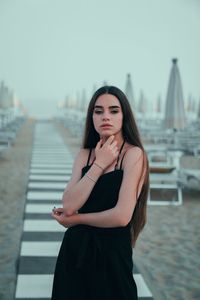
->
<box><xmin>102</xmin><ymin>112</ymin><xmax>110</xmax><ymax>120</ymax></box>
<box><xmin>102</xmin><ymin>115</ymin><xmax>110</xmax><ymax>121</ymax></box>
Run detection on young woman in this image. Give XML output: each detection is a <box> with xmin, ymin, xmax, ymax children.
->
<box><xmin>51</xmin><ymin>86</ymin><xmax>149</xmax><ymax>300</ymax></box>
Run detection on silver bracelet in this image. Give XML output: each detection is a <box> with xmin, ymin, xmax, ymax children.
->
<box><xmin>86</xmin><ymin>174</ymin><xmax>96</xmax><ymax>183</ymax></box>
<box><xmin>93</xmin><ymin>161</ymin><xmax>104</xmax><ymax>171</ymax></box>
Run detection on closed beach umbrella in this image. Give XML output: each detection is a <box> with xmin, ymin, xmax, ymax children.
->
<box><xmin>0</xmin><ymin>81</ymin><xmax>9</xmax><ymax>109</ymax></box>
<box><xmin>0</xmin><ymin>83</ymin><xmax>14</xmax><ymax>127</ymax></box>
<box><xmin>92</xmin><ymin>84</ymin><xmax>97</xmax><ymax>96</ymax></box>
<box><xmin>156</xmin><ymin>94</ymin><xmax>162</xmax><ymax>113</ymax></box>
<box><xmin>138</xmin><ymin>90</ymin><xmax>146</xmax><ymax>114</ymax></box>
<box><xmin>76</xmin><ymin>91</ymin><xmax>81</xmax><ymax>110</ymax></box>
<box><xmin>187</xmin><ymin>94</ymin><xmax>193</xmax><ymax>112</ymax></box>
<box><xmin>80</xmin><ymin>89</ymin><xmax>87</xmax><ymax>112</ymax></box>
<box><xmin>164</xmin><ymin>58</ymin><xmax>186</xmax><ymax>129</ymax></box>
<box><xmin>64</xmin><ymin>95</ymin><xmax>70</xmax><ymax>109</ymax></box>
<box><xmin>191</xmin><ymin>97</ymin><xmax>196</xmax><ymax>113</ymax></box>
<box><xmin>125</xmin><ymin>73</ymin><xmax>135</xmax><ymax>110</ymax></box>
<box><xmin>197</xmin><ymin>99</ymin><xmax>200</xmax><ymax>120</ymax></box>
<box><xmin>0</xmin><ymin>82</ymin><xmax>4</xmax><ymax>108</ymax></box>
<box><xmin>0</xmin><ymin>81</ymin><xmax>13</xmax><ymax>126</ymax></box>
<box><xmin>103</xmin><ymin>80</ymin><xmax>108</xmax><ymax>86</ymax></box>
<box><xmin>7</xmin><ymin>90</ymin><xmax>14</xmax><ymax>108</ymax></box>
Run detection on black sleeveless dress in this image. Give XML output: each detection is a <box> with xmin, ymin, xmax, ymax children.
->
<box><xmin>51</xmin><ymin>148</ymin><xmax>138</xmax><ymax>300</ymax></box>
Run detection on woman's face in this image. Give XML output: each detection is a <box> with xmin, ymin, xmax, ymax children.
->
<box><xmin>92</xmin><ymin>93</ymin><xmax>123</xmax><ymax>138</ymax></box>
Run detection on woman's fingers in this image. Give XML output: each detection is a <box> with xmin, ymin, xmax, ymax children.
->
<box><xmin>95</xmin><ymin>139</ymin><xmax>102</xmax><ymax>150</ymax></box>
<box><xmin>52</xmin><ymin>211</ymin><xmax>68</xmax><ymax>226</ymax></box>
<box><xmin>52</xmin><ymin>211</ymin><xmax>61</xmax><ymax>220</ymax></box>
<box><xmin>95</xmin><ymin>136</ymin><xmax>120</xmax><ymax>168</ymax></box>
<box><xmin>104</xmin><ymin>135</ymin><xmax>115</xmax><ymax>145</ymax></box>
<box><xmin>97</xmin><ymin>136</ymin><xmax>117</xmax><ymax>150</ymax></box>
<box><xmin>109</xmin><ymin>140</ymin><xmax>118</xmax><ymax>150</ymax></box>
<box><xmin>52</xmin><ymin>207</ymin><xmax>64</xmax><ymax>215</ymax></box>
<box><xmin>51</xmin><ymin>208</ymin><xmax>76</xmax><ymax>229</ymax></box>
<box><xmin>53</xmin><ymin>207</ymin><xmax>64</xmax><ymax>212</ymax></box>
<box><xmin>113</xmin><ymin>146</ymin><xmax>119</xmax><ymax>155</ymax></box>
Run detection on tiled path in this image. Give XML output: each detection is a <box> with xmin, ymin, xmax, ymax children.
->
<box><xmin>15</xmin><ymin>122</ymin><xmax>153</xmax><ymax>299</ymax></box>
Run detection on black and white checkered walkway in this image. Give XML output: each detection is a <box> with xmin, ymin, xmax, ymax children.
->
<box><xmin>15</xmin><ymin>121</ymin><xmax>153</xmax><ymax>299</ymax></box>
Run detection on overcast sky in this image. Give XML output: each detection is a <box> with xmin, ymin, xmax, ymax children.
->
<box><xmin>0</xmin><ymin>0</ymin><xmax>200</xmax><ymax>117</ymax></box>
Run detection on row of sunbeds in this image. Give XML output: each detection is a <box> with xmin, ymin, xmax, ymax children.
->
<box><xmin>0</xmin><ymin>116</ymin><xmax>26</xmax><ymax>158</ymax></box>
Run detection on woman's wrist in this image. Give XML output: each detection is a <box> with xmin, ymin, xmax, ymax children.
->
<box><xmin>93</xmin><ymin>161</ymin><xmax>104</xmax><ymax>171</ymax></box>
<box><xmin>88</xmin><ymin>161</ymin><xmax>104</xmax><ymax>178</ymax></box>
<box><xmin>69</xmin><ymin>212</ymin><xmax>83</xmax><ymax>226</ymax></box>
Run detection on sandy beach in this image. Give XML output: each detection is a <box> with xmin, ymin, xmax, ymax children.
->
<box><xmin>0</xmin><ymin>119</ymin><xmax>35</xmax><ymax>300</ymax></box>
<box><xmin>0</xmin><ymin>119</ymin><xmax>199</xmax><ymax>300</ymax></box>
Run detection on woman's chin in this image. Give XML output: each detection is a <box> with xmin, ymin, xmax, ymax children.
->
<box><xmin>101</xmin><ymin>133</ymin><xmax>113</xmax><ymax>139</ymax></box>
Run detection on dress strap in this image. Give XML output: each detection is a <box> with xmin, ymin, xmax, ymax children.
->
<box><xmin>86</xmin><ymin>148</ymin><xmax>92</xmax><ymax>166</ymax></box>
<box><xmin>119</xmin><ymin>151</ymin><xmax>127</xmax><ymax>170</ymax></box>
<box><xmin>114</xmin><ymin>140</ymin><xmax>125</xmax><ymax>170</ymax></box>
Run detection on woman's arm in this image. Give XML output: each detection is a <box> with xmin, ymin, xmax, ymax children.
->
<box><xmin>61</xmin><ymin>148</ymin><xmax>103</xmax><ymax>216</ymax></box>
<box><xmin>62</xmin><ymin>136</ymin><xmax>119</xmax><ymax>216</ymax></box>
<box><xmin>52</xmin><ymin>207</ymin><xmax>123</xmax><ymax>228</ymax></box>
<box><xmin>53</xmin><ymin>147</ymin><xmax>145</xmax><ymax>228</ymax></box>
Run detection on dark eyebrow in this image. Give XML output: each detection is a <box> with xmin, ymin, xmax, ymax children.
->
<box><xmin>94</xmin><ymin>105</ymin><xmax>121</xmax><ymax>109</ymax></box>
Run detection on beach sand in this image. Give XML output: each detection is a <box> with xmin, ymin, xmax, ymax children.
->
<box><xmin>0</xmin><ymin>119</ymin><xmax>199</xmax><ymax>300</ymax></box>
<box><xmin>0</xmin><ymin>119</ymin><xmax>35</xmax><ymax>300</ymax></box>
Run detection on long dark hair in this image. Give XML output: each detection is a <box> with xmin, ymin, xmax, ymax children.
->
<box><xmin>82</xmin><ymin>86</ymin><xmax>149</xmax><ymax>247</ymax></box>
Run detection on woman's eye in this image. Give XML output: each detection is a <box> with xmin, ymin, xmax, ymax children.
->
<box><xmin>110</xmin><ymin>110</ymin><xmax>119</xmax><ymax>114</ymax></box>
<box><xmin>94</xmin><ymin>110</ymin><xmax>103</xmax><ymax>114</ymax></box>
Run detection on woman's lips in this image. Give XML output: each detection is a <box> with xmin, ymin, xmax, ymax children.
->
<box><xmin>101</xmin><ymin>124</ymin><xmax>112</xmax><ymax>128</ymax></box>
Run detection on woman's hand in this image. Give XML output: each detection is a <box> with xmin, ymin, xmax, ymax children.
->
<box><xmin>95</xmin><ymin>135</ymin><xmax>119</xmax><ymax>169</ymax></box>
<box><xmin>51</xmin><ymin>207</ymin><xmax>78</xmax><ymax>228</ymax></box>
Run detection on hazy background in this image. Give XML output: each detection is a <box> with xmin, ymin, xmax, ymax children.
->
<box><xmin>0</xmin><ymin>0</ymin><xmax>200</xmax><ymax>118</ymax></box>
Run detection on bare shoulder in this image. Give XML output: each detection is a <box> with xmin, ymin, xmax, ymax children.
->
<box><xmin>122</xmin><ymin>146</ymin><xmax>144</xmax><ymax>168</ymax></box>
<box><xmin>64</xmin><ymin>148</ymin><xmax>91</xmax><ymax>190</ymax></box>
<box><xmin>76</xmin><ymin>148</ymin><xmax>90</xmax><ymax>159</ymax></box>
<box><xmin>74</xmin><ymin>148</ymin><xmax>90</xmax><ymax>167</ymax></box>
<box><xmin>124</xmin><ymin>145</ymin><xmax>143</xmax><ymax>158</ymax></box>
